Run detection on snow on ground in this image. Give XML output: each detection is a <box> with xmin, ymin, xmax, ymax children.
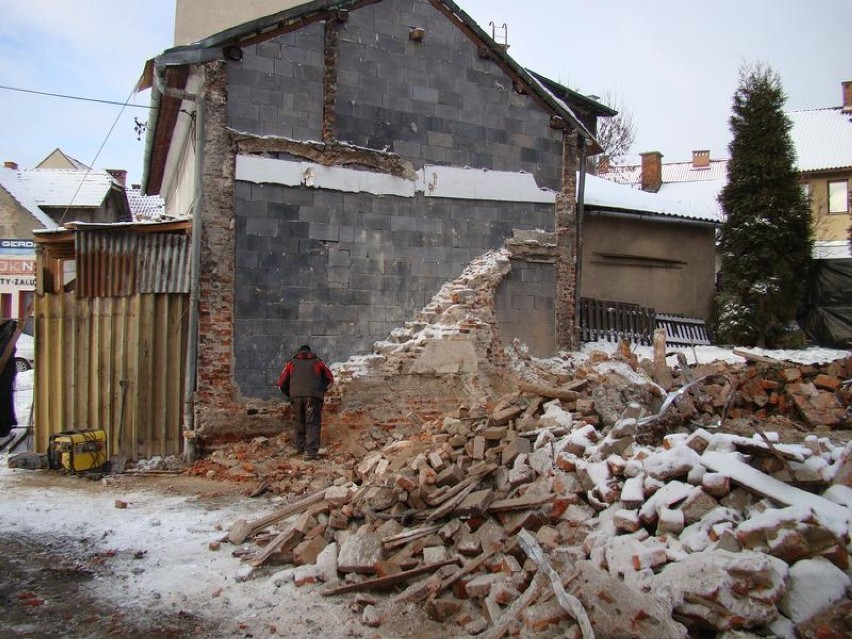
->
<box><xmin>580</xmin><ymin>340</ymin><xmax>850</xmax><ymax>367</ymax></box>
<box><xmin>0</xmin><ymin>464</ymin><xmax>366</xmax><ymax>638</ymax></box>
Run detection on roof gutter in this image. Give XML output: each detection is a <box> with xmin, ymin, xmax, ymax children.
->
<box><xmin>584</xmin><ymin>207</ymin><xmax>720</xmax><ymax>228</ymax></box>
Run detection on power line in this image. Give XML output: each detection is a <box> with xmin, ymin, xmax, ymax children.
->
<box><xmin>59</xmin><ymin>84</ymin><xmax>140</xmax><ymax>225</ymax></box>
<box><xmin>0</xmin><ymin>84</ymin><xmax>155</xmax><ymax>109</ymax></box>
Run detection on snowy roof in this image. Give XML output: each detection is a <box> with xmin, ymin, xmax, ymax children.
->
<box><xmin>584</xmin><ymin>173</ymin><xmax>722</xmax><ymax>223</ymax></box>
<box><xmin>127</xmin><ymin>186</ymin><xmax>166</xmax><ymax>221</ymax></box>
<box><xmin>658</xmin><ymin>180</ymin><xmax>724</xmax><ymax>219</ymax></box>
<box><xmin>17</xmin><ymin>169</ymin><xmax>117</xmax><ymax>208</ymax></box>
<box><xmin>0</xmin><ymin>167</ymin><xmax>59</xmax><ymax>229</ymax></box>
<box><xmin>602</xmin><ymin>159</ymin><xmax>728</xmax><ymax>186</ymax></box>
<box><xmin>788</xmin><ymin>107</ymin><xmax>852</xmax><ymax>173</ymax></box>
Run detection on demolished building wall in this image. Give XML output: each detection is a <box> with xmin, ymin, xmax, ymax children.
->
<box><xmin>191</xmin><ymin>0</ymin><xmax>585</xmax><ymax>439</ymax></box>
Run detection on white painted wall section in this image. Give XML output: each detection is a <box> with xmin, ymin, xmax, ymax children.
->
<box><xmin>236</xmin><ymin>155</ymin><xmax>416</xmax><ymax>197</ymax></box>
<box><xmin>419</xmin><ymin>165</ymin><xmax>556</xmax><ymax>203</ymax></box>
<box><xmin>235</xmin><ymin>155</ymin><xmax>556</xmax><ymax>203</ymax></box>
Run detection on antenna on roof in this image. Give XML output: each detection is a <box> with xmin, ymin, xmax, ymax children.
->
<box><xmin>489</xmin><ymin>21</ymin><xmax>509</xmax><ymax>50</ymax></box>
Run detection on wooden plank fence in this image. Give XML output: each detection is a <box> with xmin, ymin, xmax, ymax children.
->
<box><xmin>579</xmin><ymin>298</ymin><xmax>656</xmax><ymax>345</ymax></box>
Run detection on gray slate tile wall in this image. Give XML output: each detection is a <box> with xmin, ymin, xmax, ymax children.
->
<box><xmin>234</xmin><ymin>182</ymin><xmax>554</xmax><ymax>398</ymax></box>
<box><xmin>225</xmin><ymin>0</ymin><xmax>567</xmax><ymax>398</ymax></box>
<box><xmin>227</xmin><ymin>22</ymin><xmax>325</xmax><ymax>139</ymax></box>
<box><xmin>335</xmin><ymin>0</ymin><xmax>564</xmax><ymax>191</ymax></box>
<box><xmin>494</xmin><ymin>261</ymin><xmax>557</xmax><ymax>357</ymax></box>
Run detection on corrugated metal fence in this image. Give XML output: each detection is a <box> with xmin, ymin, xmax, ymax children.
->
<box><xmin>34</xmin><ymin>224</ymin><xmax>191</xmax><ymax>460</ymax></box>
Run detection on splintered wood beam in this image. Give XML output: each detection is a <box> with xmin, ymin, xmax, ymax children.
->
<box><xmin>321</xmin><ymin>557</ymin><xmax>461</xmax><ymax>596</ymax></box>
<box><xmin>228</xmin><ymin>488</ymin><xmax>327</xmax><ymax>544</ymax></box>
<box><xmin>247</xmin><ymin>524</ymin><xmax>302</xmax><ymax>567</ymax></box>
<box><xmin>382</xmin><ymin>525</ymin><xmax>442</xmax><ymax>550</ymax></box>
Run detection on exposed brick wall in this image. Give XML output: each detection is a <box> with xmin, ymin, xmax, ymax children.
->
<box><xmin>555</xmin><ymin>131</ymin><xmax>579</xmax><ymax>351</ymax></box>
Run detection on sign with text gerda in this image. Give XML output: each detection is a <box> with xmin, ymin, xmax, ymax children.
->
<box><xmin>0</xmin><ymin>239</ymin><xmax>36</xmax><ymax>254</ymax></box>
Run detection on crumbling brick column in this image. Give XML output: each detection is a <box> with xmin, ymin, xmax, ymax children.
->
<box><xmin>555</xmin><ymin>130</ymin><xmax>579</xmax><ymax>351</ymax></box>
<box><xmin>322</xmin><ymin>16</ymin><xmax>341</xmax><ymax>143</ymax></box>
<box><xmin>195</xmin><ymin>61</ymin><xmax>238</xmax><ymax>417</ymax></box>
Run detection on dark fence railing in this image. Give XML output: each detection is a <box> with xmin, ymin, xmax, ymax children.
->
<box><xmin>579</xmin><ymin>298</ymin><xmax>711</xmax><ymax>347</ymax></box>
<box><xmin>579</xmin><ymin>298</ymin><xmax>656</xmax><ymax>345</ymax></box>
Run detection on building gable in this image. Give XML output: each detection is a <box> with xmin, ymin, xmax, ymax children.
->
<box><xmin>144</xmin><ymin>0</ymin><xmax>597</xmax><ymax>194</ymax></box>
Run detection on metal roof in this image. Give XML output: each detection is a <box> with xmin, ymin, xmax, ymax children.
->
<box><xmin>0</xmin><ymin>167</ymin><xmax>59</xmax><ymax>229</ymax></box>
<box><xmin>127</xmin><ymin>187</ymin><xmax>166</xmax><ymax>221</ymax></box>
<box><xmin>789</xmin><ymin>107</ymin><xmax>852</xmax><ymax>173</ymax></box>
<box><xmin>18</xmin><ymin>169</ymin><xmax>117</xmax><ymax>208</ymax></box>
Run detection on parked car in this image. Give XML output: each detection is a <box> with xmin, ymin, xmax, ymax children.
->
<box><xmin>14</xmin><ymin>333</ymin><xmax>34</xmax><ymax>373</ymax></box>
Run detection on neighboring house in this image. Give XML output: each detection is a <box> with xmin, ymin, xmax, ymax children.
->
<box><xmin>35</xmin><ymin>148</ymin><xmax>92</xmax><ymax>171</ymax></box>
<box><xmin>0</xmin><ymin>163</ymin><xmax>57</xmax><ymax>323</ymax></box>
<box><xmin>790</xmin><ymin>81</ymin><xmax>852</xmax><ymax>259</ymax></box>
<box><xmin>601</xmin><ymin>80</ymin><xmax>852</xmax><ymax>346</ymax></box>
<box><xmin>18</xmin><ymin>169</ymin><xmax>131</xmax><ymax>226</ymax></box>
<box><xmin>581</xmin><ymin>173</ymin><xmax>721</xmax><ymax>324</ymax></box>
<box><xmin>790</xmin><ymin>81</ymin><xmax>852</xmax><ymax>346</ymax></box>
<box><xmin>600</xmin><ymin>149</ymin><xmax>727</xmax><ymax>221</ymax></box>
<box><xmin>0</xmin><ymin>149</ymin><xmax>134</xmax><ymax>338</ymax></box>
<box><xmin>140</xmin><ymin>0</ymin><xmax>614</xmax><ymax>441</ymax></box>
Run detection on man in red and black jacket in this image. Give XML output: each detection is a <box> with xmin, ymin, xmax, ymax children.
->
<box><xmin>277</xmin><ymin>344</ymin><xmax>334</xmax><ymax>460</ymax></box>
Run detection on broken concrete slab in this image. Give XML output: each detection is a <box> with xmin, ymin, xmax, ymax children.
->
<box><xmin>338</xmin><ymin>526</ymin><xmax>384</xmax><ymax>574</ymax></box>
<box><xmin>652</xmin><ymin>550</ymin><xmax>788</xmax><ymax>631</ymax></box>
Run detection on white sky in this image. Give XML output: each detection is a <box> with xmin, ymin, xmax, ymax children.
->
<box><xmin>0</xmin><ymin>0</ymin><xmax>849</xmax><ymax>185</ymax></box>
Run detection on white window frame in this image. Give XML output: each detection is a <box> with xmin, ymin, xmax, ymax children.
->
<box><xmin>828</xmin><ymin>180</ymin><xmax>849</xmax><ymax>214</ymax></box>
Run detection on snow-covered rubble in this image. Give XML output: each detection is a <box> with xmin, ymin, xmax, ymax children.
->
<box><xmin>220</xmin><ymin>341</ymin><xmax>852</xmax><ymax>637</ymax></box>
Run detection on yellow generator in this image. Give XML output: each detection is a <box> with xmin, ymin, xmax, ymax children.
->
<box><xmin>47</xmin><ymin>430</ymin><xmax>108</xmax><ymax>472</ymax></box>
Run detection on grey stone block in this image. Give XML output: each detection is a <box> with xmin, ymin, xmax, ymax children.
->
<box><xmin>411</xmin><ymin>84</ymin><xmax>439</xmax><ymax>103</ymax></box>
<box><xmin>246</xmin><ymin>217</ymin><xmax>279</xmax><ymax>237</ymax></box>
<box><xmin>309</xmin><ymin>223</ymin><xmax>339</xmax><ymax>242</ymax></box>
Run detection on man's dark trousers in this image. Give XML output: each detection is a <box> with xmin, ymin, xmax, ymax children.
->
<box><xmin>292</xmin><ymin>396</ymin><xmax>322</xmax><ymax>455</ymax></box>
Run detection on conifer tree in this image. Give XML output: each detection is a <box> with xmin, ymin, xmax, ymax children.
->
<box><xmin>716</xmin><ymin>64</ymin><xmax>813</xmax><ymax>347</ymax></box>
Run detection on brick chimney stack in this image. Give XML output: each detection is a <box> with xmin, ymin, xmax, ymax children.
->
<box><xmin>4</xmin><ymin>161</ymin><xmax>18</xmax><ymax>170</ymax></box>
<box><xmin>692</xmin><ymin>150</ymin><xmax>710</xmax><ymax>169</ymax></box>
<box><xmin>106</xmin><ymin>169</ymin><xmax>127</xmax><ymax>187</ymax></box>
<box><xmin>640</xmin><ymin>151</ymin><xmax>663</xmax><ymax>193</ymax></box>
<box><xmin>842</xmin><ymin>81</ymin><xmax>852</xmax><ymax>113</ymax></box>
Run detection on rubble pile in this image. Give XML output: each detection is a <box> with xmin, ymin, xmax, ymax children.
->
<box><xmin>195</xmin><ymin>248</ymin><xmax>851</xmax><ymax>637</ymax></box>
<box><xmin>217</xmin><ymin>344</ymin><xmax>852</xmax><ymax>638</ymax></box>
